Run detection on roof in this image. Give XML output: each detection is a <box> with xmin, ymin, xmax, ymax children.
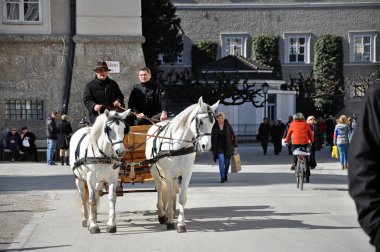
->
<box><xmin>200</xmin><ymin>54</ymin><xmax>280</xmax><ymax>80</ymax></box>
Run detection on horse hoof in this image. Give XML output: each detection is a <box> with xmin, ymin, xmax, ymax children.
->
<box><xmin>89</xmin><ymin>226</ymin><xmax>100</xmax><ymax>234</ymax></box>
<box><xmin>82</xmin><ymin>220</ymin><xmax>88</xmax><ymax>227</ymax></box>
<box><xmin>106</xmin><ymin>225</ymin><xmax>117</xmax><ymax>233</ymax></box>
<box><xmin>177</xmin><ymin>224</ymin><xmax>187</xmax><ymax>233</ymax></box>
<box><xmin>167</xmin><ymin>223</ymin><xmax>175</xmax><ymax>230</ymax></box>
<box><xmin>158</xmin><ymin>215</ymin><xmax>167</xmax><ymax>224</ymax></box>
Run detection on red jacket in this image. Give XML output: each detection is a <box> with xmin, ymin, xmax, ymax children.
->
<box><xmin>285</xmin><ymin>120</ymin><xmax>314</xmax><ymax>145</ymax></box>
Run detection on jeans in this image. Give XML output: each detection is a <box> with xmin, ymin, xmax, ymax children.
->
<box><xmin>47</xmin><ymin>139</ymin><xmax>57</xmax><ymax>164</ymax></box>
<box><xmin>218</xmin><ymin>153</ymin><xmax>230</xmax><ymax>180</ymax></box>
<box><xmin>337</xmin><ymin>143</ymin><xmax>349</xmax><ymax>166</ymax></box>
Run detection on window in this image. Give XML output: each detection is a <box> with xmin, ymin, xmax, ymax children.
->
<box><xmin>221</xmin><ymin>34</ymin><xmax>249</xmax><ymax>57</ymax></box>
<box><xmin>284</xmin><ymin>33</ymin><xmax>311</xmax><ymax>64</ymax></box>
<box><xmin>3</xmin><ymin>0</ymin><xmax>40</xmax><ymax>23</ymax></box>
<box><xmin>349</xmin><ymin>32</ymin><xmax>377</xmax><ymax>63</ymax></box>
<box><xmin>158</xmin><ymin>53</ymin><xmax>183</xmax><ymax>65</ymax></box>
<box><xmin>5</xmin><ymin>100</ymin><xmax>44</xmax><ymax>120</ymax></box>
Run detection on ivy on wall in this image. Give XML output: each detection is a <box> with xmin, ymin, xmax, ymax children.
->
<box><xmin>313</xmin><ymin>35</ymin><xmax>345</xmax><ymax>116</ymax></box>
<box><xmin>191</xmin><ymin>41</ymin><xmax>218</xmax><ymax>74</ymax></box>
<box><xmin>252</xmin><ymin>35</ymin><xmax>282</xmax><ymax>78</ymax></box>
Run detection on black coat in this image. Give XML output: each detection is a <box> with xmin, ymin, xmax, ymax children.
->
<box><xmin>46</xmin><ymin>117</ymin><xmax>58</xmax><ymax>140</ymax></box>
<box><xmin>20</xmin><ymin>131</ymin><xmax>37</xmax><ymax>151</ymax></box>
<box><xmin>310</xmin><ymin>124</ymin><xmax>324</xmax><ymax>150</ymax></box>
<box><xmin>348</xmin><ymin>84</ymin><xmax>380</xmax><ymax>249</ymax></box>
<box><xmin>58</xmin><ymin>120</ymin><xmax>73</xmax><ymax>149</ymax></box>
<box><xmin>127</xmin><ymin>81</ymin><xmax>167</xmax><ymax>118</ymax></box>
<box><xmin>83</xmin><ymin>77</ymin><xmax>125</xmax><ymax>124</ymax></box>
<box><xmin>211</xmin><ymin>119</ymin><xmax>237</xmax><ymax>162</ymax></box>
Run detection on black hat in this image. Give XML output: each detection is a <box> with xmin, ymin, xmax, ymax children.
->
<box><xmin>93</xmin><ymin>61</ymin><xmax>111</xmax><ymax>72</ymax></box>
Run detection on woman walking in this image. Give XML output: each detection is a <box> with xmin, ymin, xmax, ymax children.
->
<box><xmin>334</xmin><ymin>115</ymin><xmax>350</xmax><ymax>170</ymax></box>
<box><xmin>58</xmin><ymin>114</ymin><xmax>73</xmax><ymax>166</ymax></box>
<box><xmin>211</xmin><ymin>112</ymin><xmax>238</xmax><ymax>183</ymax></box>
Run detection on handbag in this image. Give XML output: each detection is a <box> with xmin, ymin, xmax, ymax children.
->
<box><xmin>22</xmin><ymin>137</ymin><xmax>30</xmax><ymax>148</ymax></box>
<box><xmin>331</xmin><ymin>145</ymin><xmax>339</xmax><ymax>158</ymax></box>
<box><xmin>231</xmin><ymin>153</ymin><xmax>242</xmax><ymax>173</ymax></box>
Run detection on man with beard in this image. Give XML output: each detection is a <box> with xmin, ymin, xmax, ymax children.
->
<box><xmin>83</xmin><ymin>61</ymin><xmax>125</xmax><ymax>125</ymax></box>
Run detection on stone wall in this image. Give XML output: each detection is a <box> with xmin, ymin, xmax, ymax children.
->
<box><xmin>0</xmin><ymin>35</ymin><xmax>70</xmax><ymax>138</ymax></box>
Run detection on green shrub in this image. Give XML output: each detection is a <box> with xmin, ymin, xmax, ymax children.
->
<box><xmin>252</xmin><ymin>35</ymin><xmax>282</xmax><ymax>78</ymax></box>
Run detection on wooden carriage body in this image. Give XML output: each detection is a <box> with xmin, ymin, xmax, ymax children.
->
<box><xmin>120</xmin><ymin>125</ymin><xmax>153</xmax><ymax>184</ymax></box>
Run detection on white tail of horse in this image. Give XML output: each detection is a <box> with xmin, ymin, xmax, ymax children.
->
<box><xmin>146</xmin><ymin>97</ymin><xmax>219</xmax><ymax>232</ymax></box>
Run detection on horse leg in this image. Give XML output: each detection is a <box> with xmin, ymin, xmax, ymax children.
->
<box><xmin>151</xmin><ymin>166</ymin><xmax>167</xmax><ymax>224</ymax></box>
<box><xmin>165</xmin><ymin>178</ymin><xmax>176</xmax><ymax>230</ymax></box>
<box><xmin>106</xmin><ymin>177</ymin><xmax>117</xmax><ymax>233</ymax></box>
<box><xmin>87</xmin><ymin>177</ymin><xmax>100</xmax><ymax>234</ymax></box>
<box><xmin>75</xmin><ymin>178</ymin><xmax>89</xmax><ymax>227</ymax></box>
<box><xmin>177</xmin><ymin>172</ymin><xmax>192</xmax><ymax>233</ymax></box>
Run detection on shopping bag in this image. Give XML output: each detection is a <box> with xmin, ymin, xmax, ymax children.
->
<box><xmin>231</xmin><ymin>153</ymin><xmax>242</xmax><ymax>173</ymax></box>
<box><xmin>331</xmin><ymin>145</ymin><xmax>339</xmax><ymax>158</ymax></box>
<box><xmin>22</xmin><ymin>138</ymin><xmax>30</xmax><ymax>147</ymax></box>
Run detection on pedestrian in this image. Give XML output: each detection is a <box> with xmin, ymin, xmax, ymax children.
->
<box><xmin>5</xmin><ymin>127</ymin><xmax>23</xmax><ymax>162</ymax></box>
<box><xmin>284</xmin><ymin>113</ymin><xmax>314</xmax><ymax>182</ymax></box>
<box><xmin>270</xmin><ymin>118</ymin><xmax>285</xmax><ymax>155</ymax></box>
<box><xmin>325</xmin><ymin>115</ymin><xmax>336</xmax><ymax>150</ymax></box>
<box><xmin>333</xmin><ymin>115</ymin><xmax>350</xmax><ymax>170</ymax></box>
<box><xmin>283</xmin><ymin>115</ymin><xmax>293</xmax><ymax>155</ymax></box>
<box><xmin>127</xmin><ymin>67</ymin><xmax>168</xmax><ymax>125</ymax></box>
<box><xmin>348</xmin><ymin>84</ymin><xmax>380</xmax><ymax>250</ymax></box>
<box><xmin>258</xmin><ymin>117</ymin><xmax>271</xmax><ymax>155</ymax></box>
<box><xmin>20</xmin><ymin>126</ymin><xmax>39</xmax><ymax>162</ymax></box>
<box><xmin>211</xmin><ymin>112</ymin><xmax>238</xmax><ymax>183</ymax></box>
<box><xmin>57</xmin><ymin>114</ymin><xmax>73</xmax><ymax>166</ymax></box>
<box><xmin>306</xmin><ymin>116</ymin><xmax>324</xmax><ymax>169</ymax></box>
<box><xmin>46</xmin><ymin>111</ymin><xmax>59</xmax><ymax>166</ymax></box>
<box><xmin>83</xmin><ymin>61</ymin><xmax>125</xmax><ymax>125</ymax></box>
<box><xmin>348</xmin><ymin>113</ymin><xmax>357</xmax><ymax>142</ymax></box>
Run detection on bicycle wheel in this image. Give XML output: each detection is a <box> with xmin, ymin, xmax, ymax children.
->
<box><xmin>296</xmin><ymin>163</ymin><xmax>301</xmax><ymax>189</ymax></box>
<box><xmin>300</xmin><ymin>162</ymin><xmax>305</xmax><ymax>190</ymax></box>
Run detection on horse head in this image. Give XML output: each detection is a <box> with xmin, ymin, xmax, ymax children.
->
<box><xmin>192</xmin><ymin>97</ymin><xmax>219</xmax><ymax>152</ymax></box>
<box><xmin>102</xmin><ymin>109</ymin><xmax>131</xmax><ymax>158</ymax></box>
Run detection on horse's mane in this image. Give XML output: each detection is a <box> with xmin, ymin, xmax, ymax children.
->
<box><xmin>89</xmin><ymin>113</ymin><xmax>108</xmax><ymax>146</ymax></box>
<box><xmin>169</xmin><ymin>103</ymin><xmax>200</xmax><ymax>132</ymax></box>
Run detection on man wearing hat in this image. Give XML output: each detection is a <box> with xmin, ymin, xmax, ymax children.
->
<box><xmin>83</xmin><ymin>61</ymin><xmax>125</xmax><ymax>124</ymax></box>
<box><xmin>20</xmin><ymin>126</ymin><xmax>38</xmax><ymax>162</ymax></box>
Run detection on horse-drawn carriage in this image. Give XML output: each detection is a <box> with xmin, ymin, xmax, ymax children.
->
<box><xmin>70</xmin><ymin>97</ymin><xmax>219</xmax><ymax>234</ymax></box>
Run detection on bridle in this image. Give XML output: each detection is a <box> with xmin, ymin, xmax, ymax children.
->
<box><xmin>97</xmin><ymin>115</ymin><xmax>128</xmax><ymax>160</ymax></box>
<box><xmin>192</xmin><ymin>107</ymin><xmax>215</xmax><ymax>140</ymax></box>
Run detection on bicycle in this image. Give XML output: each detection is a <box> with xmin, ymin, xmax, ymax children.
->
<box><xmin>292</xmin><ymin>146</ymin><xmax>311</xmax><ymax>190</ymax></box>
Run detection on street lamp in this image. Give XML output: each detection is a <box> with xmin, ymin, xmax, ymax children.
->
<box><xmin>262</xmin><ymin>82</ymin><xmax>269</xmax><ymax>118</ymax></box>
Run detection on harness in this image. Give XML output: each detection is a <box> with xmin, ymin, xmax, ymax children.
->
<box><xmin>72</xmin><ymin>116</ymin><xmax>127</xmax><ymax>172</ymax></box>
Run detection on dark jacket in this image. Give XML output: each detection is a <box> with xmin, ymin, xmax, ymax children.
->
<box><xmin>270</xmin><ymin>121</ymin><xmax>286</xmax><ymax>143</ymax></box>
<box><xmin>6</xmin><ymin>132</ymin><xmax>20</xmax><ymax>148</ymax></box>
<box><xmin>83</xmin><ymin>77</ymin><xmax>125</xmax><ymax>124</ymax></box>
<box><xmin>348</xmin><ymin>85</ymin><xmax>380</xmax><ymax>249</ymax></box>
<box><xmin>57</xmin><ymin>120</ymin><xmax>73</xmax><ymax>149</ymax></box>
<box><xmin>20</xmin><ymin>131</ymin><xmax>37</xmax><ymax>151</ymax></box>
<box><xmin>211</xmin><ymin>119</ymin><xmax>237</xmax><ymax>162</ymax></box>
<box><xmin>128</xmin><ymin>80</ymin><xmax>167</xmax><ymax>118</ymax></box>
<box><xmin>46</xmin><ymin>117</ymin><xmax>58</xmax><ymax>140</ymax></box>
<box><xmin>310</xmin><ymin>124</ymin><xmax>324</xmax><ymax>150</ymax></box>
<box><xmin>258</xmin><ymin>122</ymin><xmax>271</xmax><ymax>138</ymax></box>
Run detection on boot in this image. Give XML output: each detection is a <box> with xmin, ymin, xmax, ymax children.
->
<box><xmin>341</xmin><ymin>164</ymin><xmax>345</xmax><ymax>170</ymax></box>
<box><xmin>345</xmin><ymin>164</ymin><xmax>348</xmax><ymax>170</ymax></box>
<box><xmin>60</xmin><ymin>157</ymin><xmax>64</xmax><ymax>166</ymax></box>
<box><xmin>65</xmin><ymin>157</ymin><xmax>70</xmax><ymax>166</ymax></box>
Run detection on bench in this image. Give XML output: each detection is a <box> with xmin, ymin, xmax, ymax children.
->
<box><xmin>1</xmin><ymin>138</ymin><xmax>50</xmax><ymax>161</ymax></box>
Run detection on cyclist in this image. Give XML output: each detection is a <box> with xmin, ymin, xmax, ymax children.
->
<box><xmin>283</xmin><ymin>113</ymin><xmax>314</xmax><ymax>183</ymax></box>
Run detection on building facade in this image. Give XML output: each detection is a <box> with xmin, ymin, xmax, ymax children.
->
<box><xmin>0</xmin><ymin>0</ymin><xmax>145</xmax><ymax>138</ymax></box>
<box><xmin>163</xmin><ymin>0</ymin><xmax>380</xmax><ymax>130</ymax></box>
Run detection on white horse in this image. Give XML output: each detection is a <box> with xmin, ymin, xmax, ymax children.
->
<box><xmin>69</xmin><ymin>109</ymin><xmax>130</xmax><ymax>234</ymax></box>
<box><xmin>146</xmin><ymin>97</ymin><xmax>219</xmax><ymax>232</ymax></box>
